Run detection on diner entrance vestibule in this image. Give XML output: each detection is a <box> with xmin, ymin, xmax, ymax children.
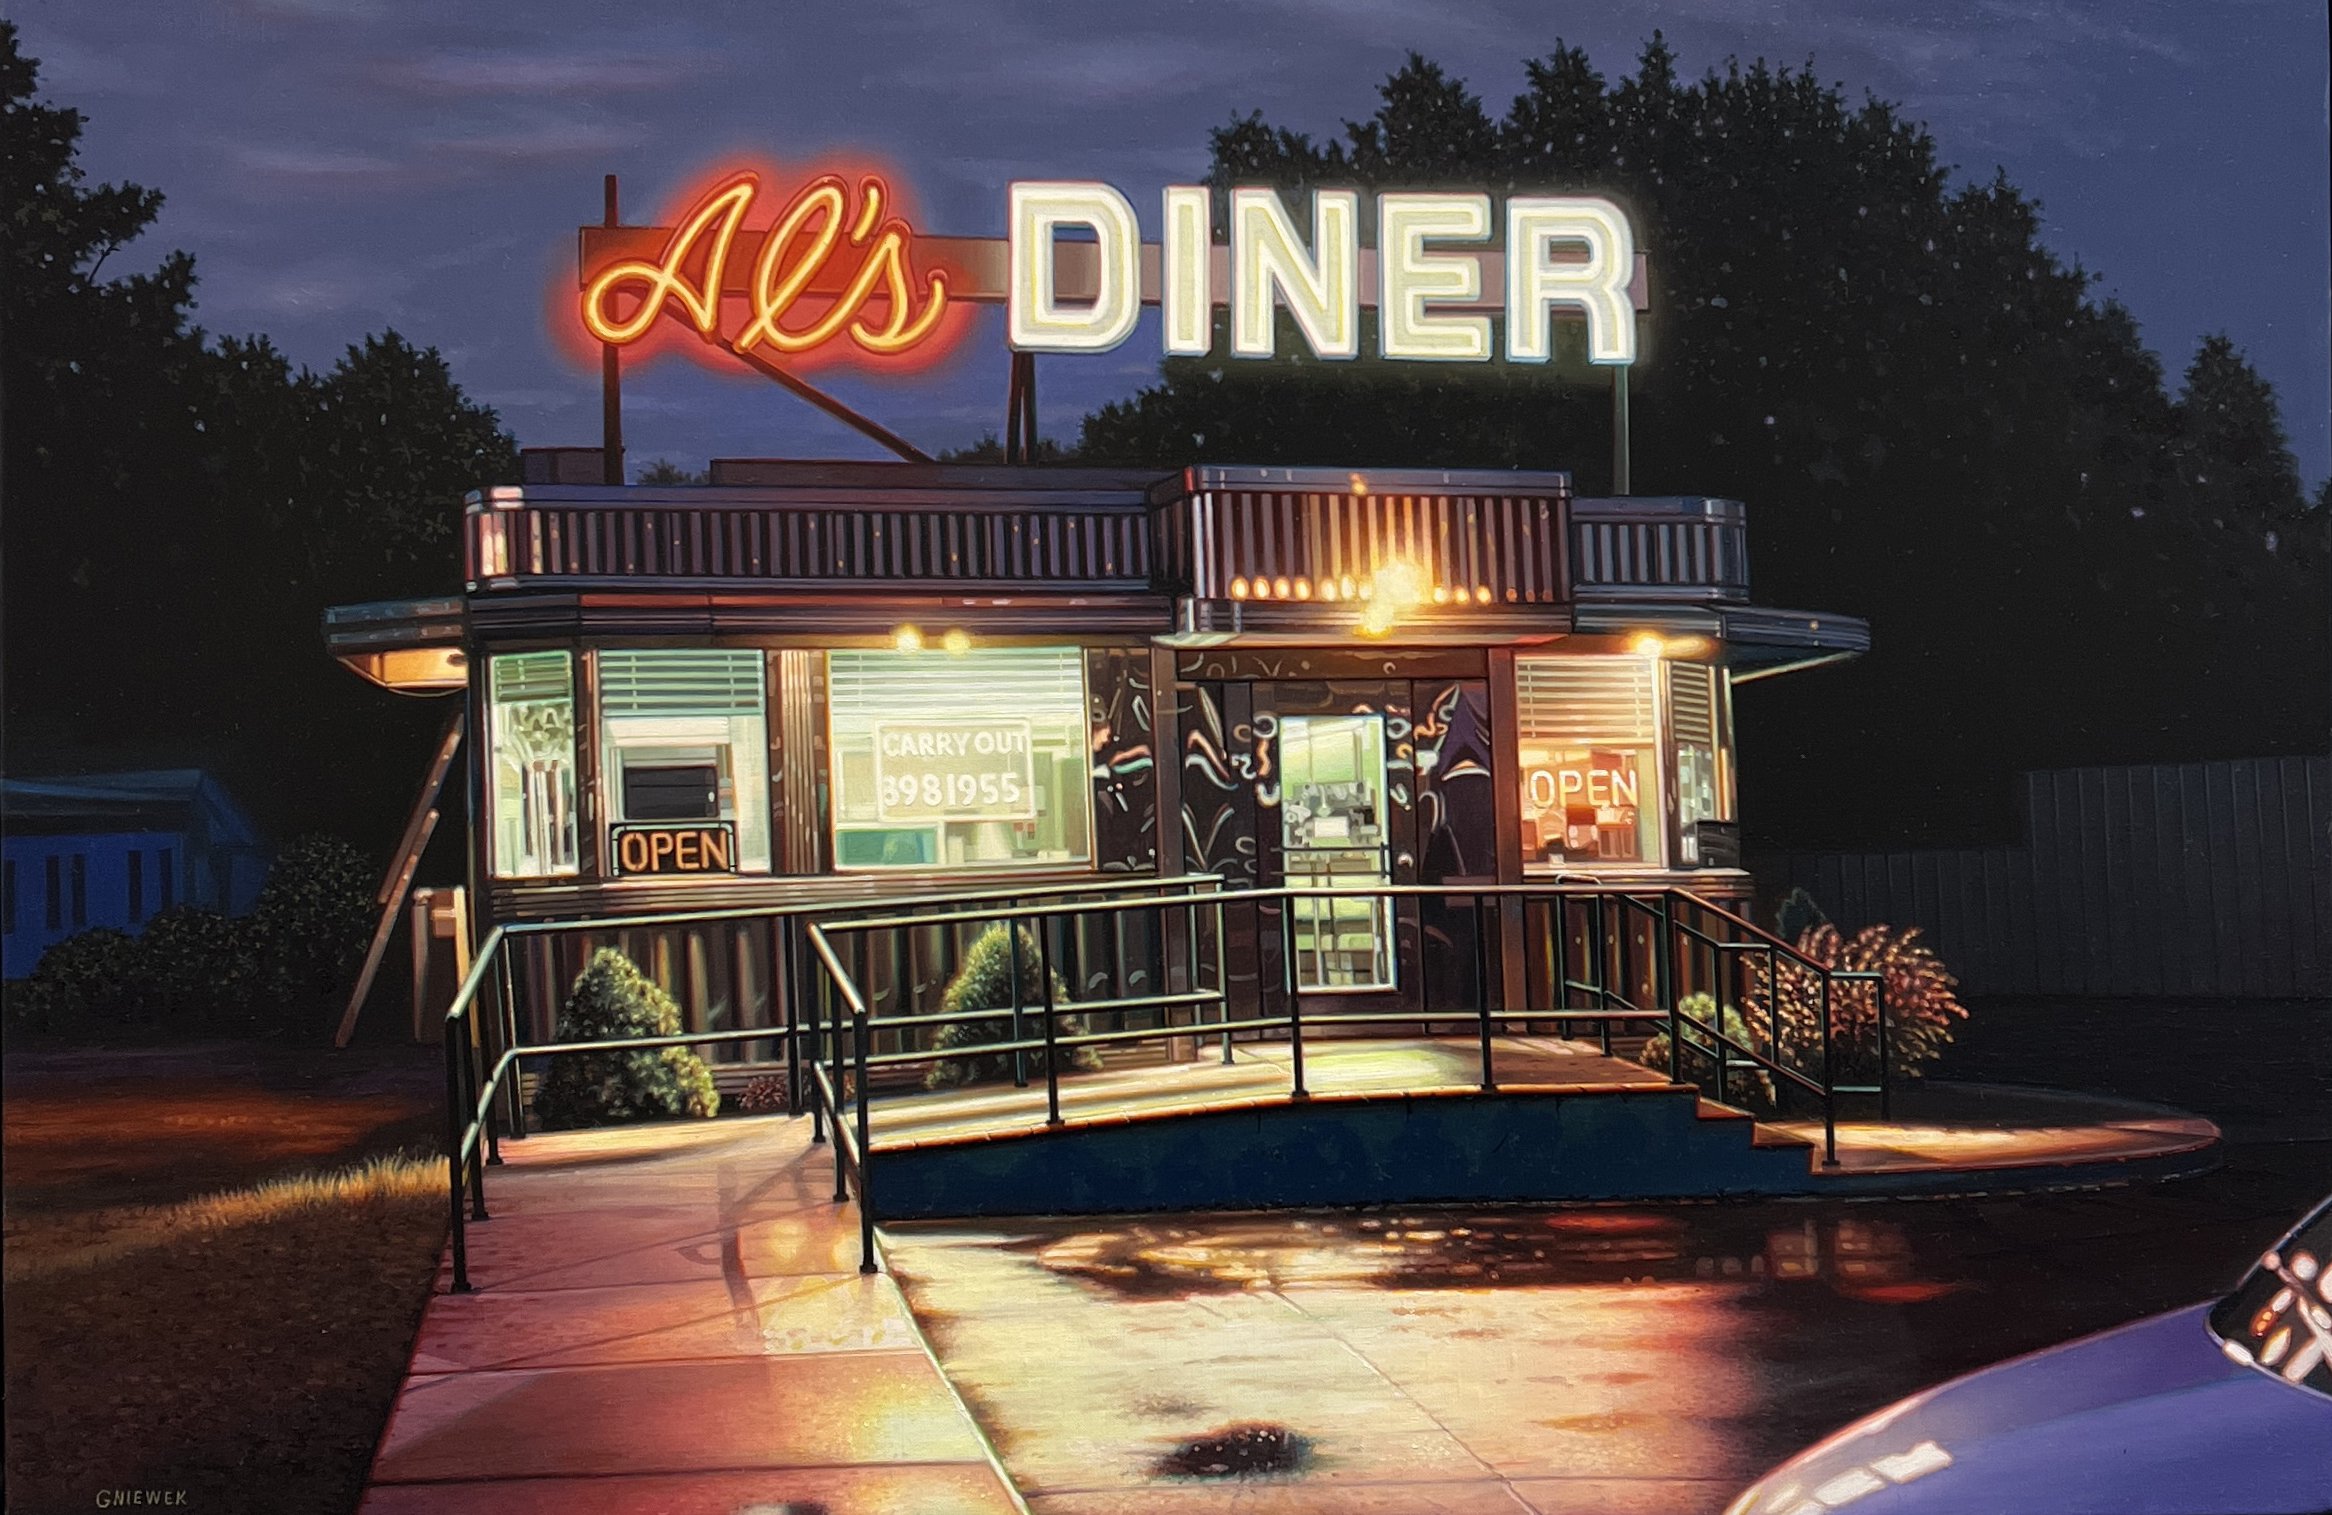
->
<box><xmin>1278</xmin><ymin>712</ymin><xmax>1395</xmax><ymax>991</ymax></box>
<box><xmin>1229</xmin><ymin>670</ymin><xmax>1497</xmax><ymax>1015</ymax></box>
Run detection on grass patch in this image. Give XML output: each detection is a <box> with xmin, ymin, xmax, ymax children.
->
<box><xmin>5</xmin><ymin>1150</ymin><xmax>442</xmax><ymax>1283</ymax></box>
<box><xmin>4</xmin><ymin>1156</ymin><xmax>446</xmax><ymax>1515</ymax></box>
<box><xmin>4</xmin><ymin>1044</ymin><xmax>447</xmax><ymax>1515</ymax></box>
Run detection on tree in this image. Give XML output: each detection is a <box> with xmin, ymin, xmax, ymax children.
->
<box><xmin>634</xmin><ymin>458</ymin><xmax>708</xmax><ymax>484</ymax></box>
<box><xmin>1076</xmin><ymin>39</ymin><xmax>2326</xmax><ymax>846</ymax></box>
<box><xmin>2</xmin><ymin>25</ymin><xmax>518</xmax><ymax>855</ymax></box>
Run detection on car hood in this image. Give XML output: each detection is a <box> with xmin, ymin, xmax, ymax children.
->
<box><xmin>1729</xmin><ymin>1303</ymin><xmax>2332</xmax><ymax>1515</ymax></box>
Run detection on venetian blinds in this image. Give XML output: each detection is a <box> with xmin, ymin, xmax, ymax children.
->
<box><xmin>1514</xmin><ymin>657</ymin><xmax>1658</xmax><ymax>745</ymax></box>
<box><xmin>490</xmin><ymin>650</ymin><xmax>571</xmax><ymax>704</ymax></box>
<box><xmin>598</xmin><ymin>650</ymin><xmax>764</xmax><ymax>718</ymax></box>
<box><xmin>826</xmin><ymin>647</ymin><xmax>1085</xmax><ymax>727</ymax></box>
<box><xmin>1668</xmin><ymin>661</ymin><xmax>1718</xmax><ymax>748</ymax></box>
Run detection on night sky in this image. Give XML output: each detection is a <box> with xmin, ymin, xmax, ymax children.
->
<box><xmin>15</xmin><ymin>0</ymin><xmax>2329</xmax><ymax>485</ymax></box>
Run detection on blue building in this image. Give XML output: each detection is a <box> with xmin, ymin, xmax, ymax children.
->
<box><xmin>1</xmin><ymin>770</ymin><xmax>267</xmax><ymax>976</ymax></box>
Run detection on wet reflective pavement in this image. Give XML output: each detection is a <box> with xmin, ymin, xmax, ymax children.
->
<box><xmin>883</xmin><ymin>1138</ymin><xmax>2331</xmax><ymax>1515</ymax></box>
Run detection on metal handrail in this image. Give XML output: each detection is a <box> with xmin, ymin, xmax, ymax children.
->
<box><xmin>437</xmin><ymin>874</ymin><xmax>1893</xmax><ymax>1287</ymax></box>
<box><xmin>433</xmin><ymin>873</ymin><xmax>1224</xmax><ymax>1291</ymax></box>
<box><xmin>796</xmin><ymin>880</ymin><xmax>1895</xmax><ymax>1269</ymax></box>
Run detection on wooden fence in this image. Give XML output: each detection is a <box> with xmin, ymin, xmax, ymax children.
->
<box><xmin>1757</xmin><ymin>756</ymin><xmax>2331</xmax><ymax>999</ymax></box>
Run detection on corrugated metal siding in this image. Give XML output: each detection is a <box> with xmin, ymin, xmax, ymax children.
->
<box><xmin>1759</xmin><ymin>756</ymin><xmax>2332</xmax><ymax>998</ymax></box>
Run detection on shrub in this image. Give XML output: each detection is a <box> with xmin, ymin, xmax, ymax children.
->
<box><xmin>1639</xmin><ymin>992</ymin><xmax>1777</xmax><ymax>1110</ymax></box>
<box><xmin>1777</xmin><ymin>921</ymin><xmax>1967</xmax><ymax>1084</ymax></box>
<box><xmin>139</xmin><ymin>905</ymin><xmax>265</xmax><ymax>1031</ymax></box>
<box><xmin>10</xmin><ymin>929</ymin><xmax>145</xmax><ymax>1036</ymax></box>
<box><xmin>530</xmin><ymin>949</ymin><xmax>720</xmax><ymax>1129</ymax></box>
<box><xmin>1640</xmin><ymin>922</ymin><xmax>1967</xmax><ymax>1108</ymax></box>
<box><xmin>925</xmin><ymin>922</ymin><xmax>1104</xmax><ymax>1089</ymax></box>
<box><xmin>737</xmin><ymin>1073</ymin><xmax>789</xmax><ymax>1114</ymax></box>
<box><xmin>251</xmin><ymin>835</ymin><xmax>376</xmax><ymax>1009</ymax></box>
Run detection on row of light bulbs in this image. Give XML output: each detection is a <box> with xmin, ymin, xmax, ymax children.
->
<box><xmin>889</xmin><ymin>625</ymin><xmax>972</xmax><ymax>654</ymax></box>
<box><xmin>1228</xmin><ymin>575</ymin><xmax>1500</xmax><ymax>605</ymax></box>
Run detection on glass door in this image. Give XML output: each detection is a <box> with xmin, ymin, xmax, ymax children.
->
<box><xmin>1279</xmin><ymin>714</ymin><xmax>1395</xmax><ymax>990</ymax></box>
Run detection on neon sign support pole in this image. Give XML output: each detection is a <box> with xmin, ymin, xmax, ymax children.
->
<box><xmin>601</xmin><ymin>175</ymin><xmax>625</xmax><ymax>486</ymax></box>
<box><xmin>1612</xmin><ymin>364</ymin><xmax>1631</xmax><ymax>496</ymax></box>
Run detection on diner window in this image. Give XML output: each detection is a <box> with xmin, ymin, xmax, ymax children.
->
<box><xmin>488</xmin><ymin>651</ymin><xmax>581</xmax><ymax>879</ymax></box>
<box><xmin>827</xmin><ymin>647</ymin><xmax>1090</xmax><ymax>870</ymax></box>
<box><xmin>1516</xmin><ymin>655</ymin><xmax>1663</xmax><ymax>869</ymax></box>
<box><xmin>128</xmin><ymin>850</ymin><xmax>145</xmax><ymax>923</ymax></box>
<box><xmin>597</xmin><ymin>650</ymin><xmax>771</xmax><ymax>874</ymax></box>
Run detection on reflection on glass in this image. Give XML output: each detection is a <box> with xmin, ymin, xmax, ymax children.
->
<box><xmin>488</xmin><ymin>651</ymin><xmax>579</xmax><ymax>878</ymax></box>
<box><xmin>1280</xmin><ymin>714</ymin><xmax>1393</xmax><ymax>991</ymax></box>
<box><xmin>827</xmin><ymin>648</ymin><xmax>1091</xmax><ymax>870</ymax></box>
<box><xmin>597</xmin><ymin>649</ymin><xmax>771</xmax><ymax>872</ymax></box>
<box><xmin>2211</xmin><ymin>1200</ymin><xmax>2332</xmax><ymax>1395</ymax></box>
<box><xmin>1515</xmin><ymin>656</ymin><xmax>1662</xmax><ymax>869</ymax></box>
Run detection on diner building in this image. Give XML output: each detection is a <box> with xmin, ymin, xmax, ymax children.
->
<box><xmin>325</xmin><ymin>456</ymin><xmax>1866</xmax><ymax>1061</ymax></box>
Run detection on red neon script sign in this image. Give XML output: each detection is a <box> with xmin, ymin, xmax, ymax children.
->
<box><xmin>581</xmin><ymin>171</ymin><xmax>951</xmax><ymax>362</ymax></box>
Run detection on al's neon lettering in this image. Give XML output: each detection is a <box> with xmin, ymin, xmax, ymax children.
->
<box><xmin>581</xmin><ymin>172</ymin><xmax>950</xmax><ymax>360</ymax></box>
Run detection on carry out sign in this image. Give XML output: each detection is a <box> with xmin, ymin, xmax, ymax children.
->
<box><xmin>873</xmin><ymin>719</ymin><xmax>1038</xmax><ymax>824</ymax></box>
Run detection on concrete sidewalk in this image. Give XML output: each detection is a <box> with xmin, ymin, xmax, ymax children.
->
<box><xmin>359</xmin><ymin>1115</ymin><xmax>1023</xmax><ymax>1515</ymax></box>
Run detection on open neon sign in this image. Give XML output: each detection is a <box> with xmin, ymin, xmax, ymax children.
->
<box><xmin>575</xmin><ymin>169</ymin><xmax>1644</xmax><ymax>372</ymax></box>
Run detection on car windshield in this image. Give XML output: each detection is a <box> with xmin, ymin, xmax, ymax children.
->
<box><xmin>2209</xmin><ymin>1197</ymin><xmax>2332</xmax><ymax>1398</ymax></box>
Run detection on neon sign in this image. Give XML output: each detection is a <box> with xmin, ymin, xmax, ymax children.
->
<box><xmin>574</xmin><ymin>168</ymin><xmax>1645</xmax><ymax>374</ymax></box>
<box><xmin>580</xmin><ymin>171</ymin><xmax>953</xmax><ymax>362</ymax></box>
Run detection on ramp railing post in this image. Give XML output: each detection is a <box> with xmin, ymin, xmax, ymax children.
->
<box><xmin>1655</xmin><ymin>892</ymin><xmax>1678</xmax><ymax>1083</ymax></box>
<box><xmin>1281</xmin><ymin>892</ymin><xmax>1307</xmax><ymax>1099</ymax></box>
<box><xmin>462</xmin><ymin>1022</ymin><xmax>489</xmax><ymax>1221</ymax></box>
<box><xmin>781</xmin><ymin>916</ymin><xmax>801</xmax><ymax>1118</ymax></box>
<box><xmin>443</xmin><ymin>1014</ymin><xmax>471</xmax><ymax>1294</ymax></box>
<box><xmin>1038</xmin><ymin>913</ymin><xmax>1063</xmax><ymax>1126</ymax></box>
<box><xmin>1875</xmin><ymin>976</ymin><xmax>1892</xmax><ymax>1120</ymax></box>
<box><xmin>1820</xmin><ymin>975</ymin><xmax>1838</xmax><ymax>1166</ymax></box>
<box><xmin>1215</xmin><ymin>895</ymin><xmax>1233</xmax><ymax>1065</ymax></box>
<box><xmin>854</xmin><ymin>1000</ymin><xmax>876</xmax><ymax>1273</ymax></box>
<box><xmin>1474</xmin><ymin>891</ymin><xmax>1495</xmax><ymax>1093</ymax></box>
<box><xmin>832</xmin><ymin>942</ymin><xmax>850</xmax><ymax>1201</ymax></box>
<box><xmin>1009</xmin><ymin>917</ymin><xmax>1029</xmax><ymax>1088</ymax></box>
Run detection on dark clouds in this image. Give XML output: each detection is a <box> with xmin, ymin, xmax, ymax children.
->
<box><xmin>16</xmin><ymin>0</ymin><xmax>2328</xmax><ymax>481</ymax></box>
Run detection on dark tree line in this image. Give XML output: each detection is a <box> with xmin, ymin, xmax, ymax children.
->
<box><xmin>2</xmin><ymin>24</ymin><xmax>516</xmax><ymax>850</ymax></box>
<box><xmin>1076</xmin><ymin>42</ymin><xmax>2327</xmax><ymax>849</ymax></box>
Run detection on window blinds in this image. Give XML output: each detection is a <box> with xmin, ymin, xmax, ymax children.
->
<box><xmin>490</xmin><ymin>650</ymin><xmax>571</xmax><ymax>704</ymax></box>
<box><xmin>827</xmin><ymin>647</ymin><xmax>1085</xmax><ymax>728</ymax></box>
<box><xmin>1668</xmin><ymin>661</ymin><xmax>1718</xmax><ymax>748</ymax></box>
<box><xmin>1514</xmin><ymin>656</ymin><xmax>1658</xmax><ymax>745</ymax></box>
<box><xmin>599</xmin><ymin>650</ymin><xmax>764</xmax><ymax>718</ymax></box>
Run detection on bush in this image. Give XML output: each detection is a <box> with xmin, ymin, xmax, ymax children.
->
<box><xmin>531</xmin><ymin>949</ymin><xmax>720</xmax><ymax>1129</ymax></box>
<box><xmin>1778</xmin><ymin>921</ymin><xmax>1967</xmax><ymax>1084</ymax></box>
<box><xmin>9</xmin><ymin>929</ymin><xmax>145</xmax><ymax>1036</ymax></box>
<box><xmin>1639</xmin><ymin>992</ymin><xmax>1777</xmax><ymax>1110</ymax></box>
<box><xmin>4</xmin><ymin>834</ymin><xmax>378</xmax><ymax>1044</ymax></box>
<box><xmin>1640</xmin><ymin>919</ymin><xmax>1968</xmax><ymax>1109</ymax></box>
<box><xmin>140</xmin><ymin>906</ymin><xmax>266</xmax><ymax>1031</ymax></box>
<box><xmin>251</xmin><ymin>835</ymin><xmax>375</xmax><ymax>1009</ymax></box>
<box><xmin>925</xmin><ymin>922</ymin><xmax>1105</xmax><ymax>1089</ymax></box>
<box><xmin>736</xmin><ymin>1073</ymin><xmax>789</xmax><ymax>1114</ymax></box>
